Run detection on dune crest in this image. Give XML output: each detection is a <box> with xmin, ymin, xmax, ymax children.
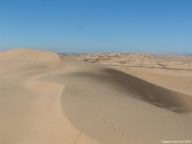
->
<box><xmin>0</xmin><ymin>49</ymin><xmax>62</xmax><ymax>70</ymax></box>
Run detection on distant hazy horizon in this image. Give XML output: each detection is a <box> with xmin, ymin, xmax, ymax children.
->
<box><xmin>0</xmin><ymin>0</ymin><xmax>192</xmax><ymax>54</ymax></box>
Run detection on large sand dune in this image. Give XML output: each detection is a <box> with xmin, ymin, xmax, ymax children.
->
<box><xmin>0</xmin><ymin>49</ymin><xmax>192</xmax><ymax>144</ymax></box>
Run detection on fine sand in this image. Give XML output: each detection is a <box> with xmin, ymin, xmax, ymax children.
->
<box><xmin>0</xmin><ymin>49</ymin><xmax>192</xmax><ymax>144</ymax></box>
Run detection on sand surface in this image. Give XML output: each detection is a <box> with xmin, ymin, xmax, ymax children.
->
<box><xmin>0</xmin><ymin>49</ymin><xmax>192</xmax><ymax>144</ymax></box>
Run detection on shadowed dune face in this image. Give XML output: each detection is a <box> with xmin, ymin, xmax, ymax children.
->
<box><xmin>65</xmin><ymin>68</ymin><xmax>192</xmax><ymax>113</ymax></box>
<box><xmin>103</xmin><ymin>68</ymin><xmax>192</xmax><ymax>113</ymax></box>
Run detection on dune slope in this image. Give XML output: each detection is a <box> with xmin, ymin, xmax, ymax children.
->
<box><xmin>0</xmin><ymin>49</ymin><xmax>192</xmax><ymax>144</ymax></box>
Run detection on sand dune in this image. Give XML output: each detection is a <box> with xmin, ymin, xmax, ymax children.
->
<box><xmin>0</xmin><ymin>49</ymin><xmax>192</xmax><ymax>144</ymax></box>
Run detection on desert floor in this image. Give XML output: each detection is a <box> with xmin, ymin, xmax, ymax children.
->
<box><xmin>0</xmin><ymin>49</ymin><xmax>192</xmax><ymax>144</ymax></box>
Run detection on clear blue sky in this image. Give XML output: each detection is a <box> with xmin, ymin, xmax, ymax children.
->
<box><xmin>0</xmin><ymin>0</ymin><xmax>192</xmax><ymax>53</ymax></box>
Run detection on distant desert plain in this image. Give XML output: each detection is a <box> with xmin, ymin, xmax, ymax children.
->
<box><xmin>0</xmin><ymin>49</ymin><xmax>192</xmax><ymax>144</ymax></box>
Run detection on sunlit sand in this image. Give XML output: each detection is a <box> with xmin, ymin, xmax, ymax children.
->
<box><xmin>0</xmin><ymin>49</ymin><xmax>192</xmax><ymax>144</ymax></box>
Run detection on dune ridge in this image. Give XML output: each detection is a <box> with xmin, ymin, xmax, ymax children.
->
<box><xmin>0</xmin><ymin>49</ymin><xmax>192</xmax><ymax>144</ymax></box>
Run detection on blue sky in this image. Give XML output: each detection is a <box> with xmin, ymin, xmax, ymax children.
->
<box><xmin>0</xmin><ymin>0</ymin><xmax>192</xmax><ymax>53</ymax></box>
